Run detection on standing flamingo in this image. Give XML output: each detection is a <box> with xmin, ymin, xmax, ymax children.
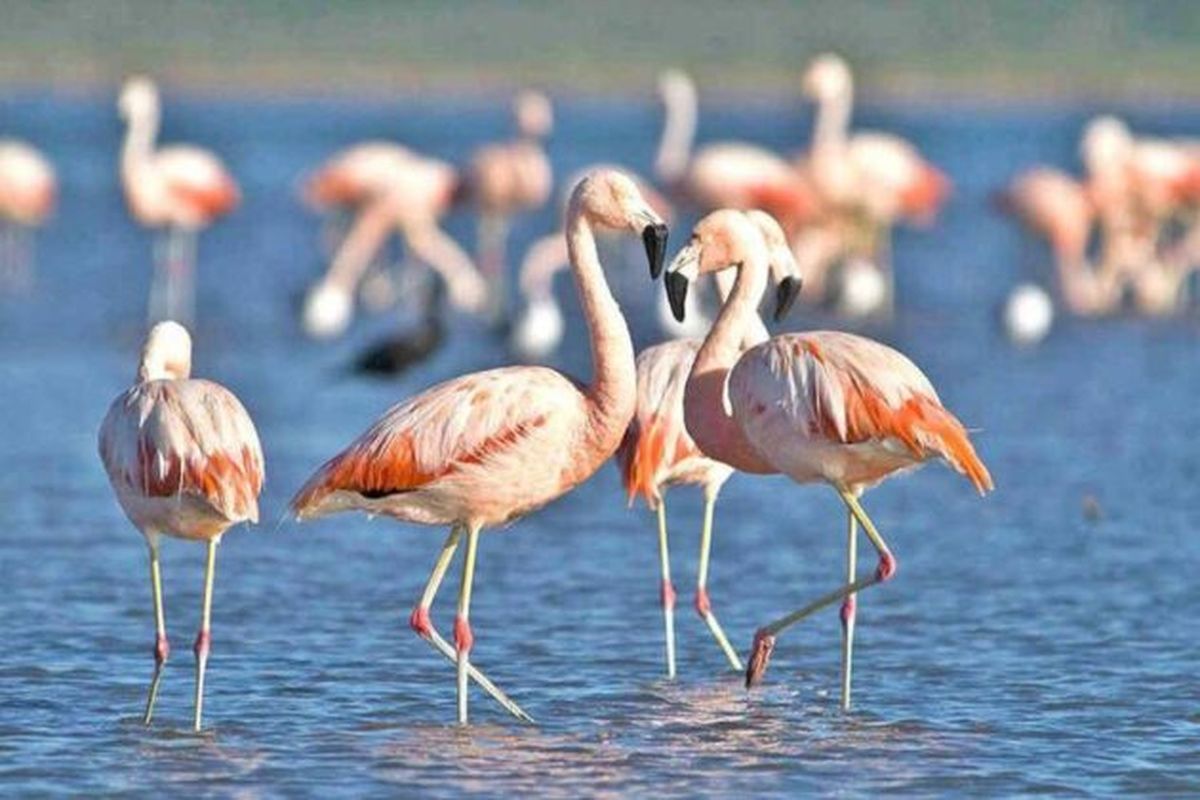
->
<box><xmin>301</xmin><ymin>154</ymin><xmax>486</xmax><ymax>339</ymax></box>
<box><xmin>615</xmin><ymin>211</ymin><xmax>802</xmax><ymax>678</ymax></box>
<box><xmin>464</xmin><ymin>90</ymin><xmax>555</xmax><ymax>323</ymax></box>
<box><xmin>800</xmin><ymin>54</ymin><xmax>949</xmax><ymax>310</ymax></box>
<box><xmin>97</xmin><ymin>321</ymin><xmax>264</xmax><ymax>730</ymax></box>
<box><xmin>663</xmin><ymin>210</ymin><xmax>992</xmax><ymax>709</ymax></box>
<box><xmin>290</xmin><ymin>169</ymin><xmax>668</xmax><ymax>724</ymax></box>
<box><xmin>656</xmin><ymin>69</ymin><xmax>814</xmax><ymax>229</ymax></box>
<box><xmin>118</xmin><ymin>77</ymin><xmax>240</xmax><ymax>326</ymax></box>
<box><xmin>0</xmin><ymin>139</ymin><xmax>56</xmax><ymax>288</ymax></box>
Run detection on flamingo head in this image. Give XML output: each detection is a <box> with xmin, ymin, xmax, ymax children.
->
<box><xmin>138</xmin><ymin>320</ymin><xmax>192</xmax><ymax>382</ymax></box>
<box><xmin>658</xmin><ymin>68</ymin><xmax>697</xmax><ymax>108</ymax></box>
<box><xmin>1080</xmin><ymin>115</ymin><xmax>1133</xmax><ymax>175</ymax></box>
<box><xmin>119</xmin><ymin>75</ymin><xmax>159</xmax><ymax>121</ymax></box>
<box><xmin>514</xmin><ymin>90</ymin><xmax>554</xmax><ymax>140</ymax></box>
<box><xmin>663</xmin><ymin>209</ymin><xmax>772</xmax><ymax>323</ymax></box>
<box><xmin>570</xmin><ymin>169</ymin><xmax>669</xmax><ymax>278</ymax></box>
<box><xmin>803</xmin><ymin>52</ymin><xmax>852</xmax><ymax>101</ymax></box>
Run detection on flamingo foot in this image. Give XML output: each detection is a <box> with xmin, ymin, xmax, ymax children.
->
<box><xmin>745</xmin><ymin>628</ymin><xmax>776</xmax><ymax>688</ymax></box>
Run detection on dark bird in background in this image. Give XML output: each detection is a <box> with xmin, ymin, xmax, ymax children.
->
<box><xmin>352</xmin><ymin>272</ymin><xmax>445</xmax><ymax>376</ymax></box>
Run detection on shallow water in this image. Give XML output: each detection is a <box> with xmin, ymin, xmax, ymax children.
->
<box><xmin>1</xmin><ymin>92</ymin><xmax>1199</xmax><ymax>796</ymax></box>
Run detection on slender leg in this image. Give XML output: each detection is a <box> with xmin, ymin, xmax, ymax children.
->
<box><xmin>656</xmin><ymin>500</ymin><xmax>677</xmax><ymax>679</ymax></box>
<box><xmin>477</xmin><ymin>213</ymin><xmax>510</xmax><ymax>326</ymax></box>
<box><xmin>695</xmin><ymin>488</ymin><xmax>743</xmax><ymax>672</ymax></box>
<box><xmin>408</xmin><ymin>526</ymin><xmax>532</xmax><ymax>722</ymax></box>
<box><xmin>840</xmin><ymin>507</ymin><xmax>859</xmax><ymax>711</ymax></box>
<box><xmin>745</xmin><ymin>487</ymin><xmax>896</xmax><ymax>689</ymax></box>
<box><xmin>179</xmin><ymin>230</ymin><xmax>197</xmax><ymax>327</ymax></box>
<box><xmin>148</xmin><ymin>233</ymin><xmax>167</xmax><ymax>323</ymax></box>
<box><xmin>455</xmin><ymin>523</ymin><xmax>481</xmax><ymax>724</ymax></box>
<box><xmin>143</xmin><ymin>536</ymin><xmax>169</xmax><ymax>725</ymax></box>
<box><xmin>193</xmin><ymin>538</ymin><xmax>218</xmax><ymax>731</ymax></box>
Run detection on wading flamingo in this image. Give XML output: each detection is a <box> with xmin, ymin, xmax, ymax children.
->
<box><xmin>464</xmin><ymin>90</ymin><xmax>554</xmax><ymax>323</ymax></box>
<box><xmin>615</xmin><ymin>211</ymin><xmax>802</xmax><ymax>678</ymax></box>
<box><xmin>0</xmin><ymin>139</ymin><xmax>56</xmax><ymax>288</ymax></box>
<box><xmin>97</xmin><ymin>321</ymin><xmax>264</xmax><ymax>731</ymax></box>
<box><xmin>301</xmin><ymin>154</ymin><xmax>486</xmax><ymax>339</ymax></box>
<box><xmin>800</xmin><ymin>54</ymin><xmax>949</xmax><ymax>310</ymax></box>
<box><xmin>118</xmin><ymin>77</ymin><xmax>240</xmax><ymax>326</ymax></box>
<box><xmin>664</xmin><ymin>210</ymin><xmax>992</xmax><ymax>709</ymax></box>
<box><xmin>656</xmin><ymin>69</ymin><xmax>813</xmax><ymax>229</ymax></box>
<box><xmin>291</xmin><ymin>169</ymin><xmax>668</xmax><ymax>724</ymax></box>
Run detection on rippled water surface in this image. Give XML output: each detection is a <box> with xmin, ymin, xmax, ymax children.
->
<box><xmin>2</xmin><ymin>93</ymin><xmax>1199</xmax><ymax>796</ymax></box>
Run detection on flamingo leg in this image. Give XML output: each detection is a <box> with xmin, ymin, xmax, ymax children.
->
<box><xmin>192</xmin><ymin>537</ymin><xmax>218</xmax><ymax>731</ymax></box>
<box><xmin>454</xmin><ymin>523</ymin><xmax>481</xmax><ymax>724</ymax></box>
<box><xmin>148</xmin><ymin>233</ymin><xmax>168</xmax><ymax>323</ymax></box>
<box><xmin>745</xmin><ymin>486</ymin><xmax>895</xmax><ymax>689</ymax></box>
<box><xmin>695</xmin><ymin>488</ymin><xmax>743</xmax><ymax>672</ymax></box>
<box><xmin>478</xmin><ymin>213</ymin><xmax>510</xmax><ymax>325</ymax></box>
<box><xmin>840</xmin><ymin>508</ymin><xmax>859</xmax><ymax>711</ymax></box>
<box><xmin>142</xmin><ymin>537</ymin><xmax>169</xmax><ymax>725</ymax></box>
<box><xmin>408</xmin><ymin>526</ymin><xmax>532</xmax><ymax>722</ymax></box>
<box><xmin>656</xmin><ymin>500</ymin><xmax>677</xmax><ymax>679</ymax></box>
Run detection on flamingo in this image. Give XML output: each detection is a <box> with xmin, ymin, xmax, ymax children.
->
<box><xmin>0</xmin><ymin>139</ymin><xmax>56</xmax><ymax>288</ymax></box>
<box><xmin>615</xmin><ymin>210</ymin><xmax>802</xmax><ymax>678</ymax></box>
<box><xmin>118</xmin><ymin>77</ymin><xmax>240</xmax><ymax>326</ymax></box>
<box><xmin>352</xmin><ymin>277</ymin><xmax>445</xmax><ymax>376</ymax></box>
<box><xmin>301</xmin><ymin>154</ymin><xmax>486</xmax><ymax>339</ymax></box>
<box><xmin>800</xmin><ymin>53</ymin><xmax>949</xmax><ymax>309</ymax></box>
<box><xmin>97</xmin><ymin>321</ymin><xmax>264</xmax><ymax>731</ymax></box>
<box><xmin>290</xmin><ymin>169</ymin><xmax>669</xmax><ymax>724</ymax></box>
<box><xmin>663</xmin><ymin>209</ymin><xmax>992</xmax><ymax>709</ymax></box>
<box><xmin>656</xmin><ymin>69</ymin><xmax>814</xmax><ymax>229</ymax></box>
<box><xmin>463</xmin><ymin>90</ymin><xmax>554</xmax><ymax>323</ymax></box>
<box><xmin>509</xmin><ymin>164</ymin><xmax>684</xmax><ymax>360</ymax></box>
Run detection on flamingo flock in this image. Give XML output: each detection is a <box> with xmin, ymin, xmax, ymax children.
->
<box><xmin>53</xmin><ymin>52</ymin><xmax>1193</xmax><ymax>731</ymax></box>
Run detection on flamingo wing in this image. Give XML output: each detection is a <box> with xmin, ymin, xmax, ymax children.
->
<box><xmin>155</xmin><ymin>145</ymin><xmax>240</xmax><ymax>218</ymax></box>
<box><xmin>99</xmin><ymin>379</ymin><xmax>264</xmax><ymax>523</ymax></box>
<box><xmin>730</xmin><ymin>331</ymin><xmax>992</xmax><ymax>493</ymax></box>
<box><xmin>291</xmin><ymin>366</ymin><xmax>586</xmax><ymax>519</ymax></box>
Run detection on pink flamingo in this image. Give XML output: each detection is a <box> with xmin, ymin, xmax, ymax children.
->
<box><xmin>615</xmin><ymin>212</ymin><xmax>802</xmax><ymax>678</ymax></box>
<box><xmin>656</xmin><ymin>69</ymin><xmax>814</xmax><ymax>230</ymax></box>
<box><xmin>301</xmin><ymin>154</ymin><xmax>486</xmax><ymax>339</ymax></box>
<box><xmin>663</xmin><ymin>210</ymin><xmax>992</xmax><ymax>709</ymax></box>
<box><xmin>98</xmin><ymin>321</ymin><xmax>264</xmax><ymax>731</ymax></box>
<box><xmin>118</xmin><ymin>77</ymin><xmax>240</xmax><ymax>326</ymax></box>
<box><xmin>0</xmin><ymin>139</ymin><xmax>55</xmax><ymax>287</ymax></box>
<box><xmin>290</xmin><ymin>169</ymin><xmax>668</xmax><ymax>724</ymax></box>
<box><xmin>463</xmin><ymin>90</ymin><xmax>555</xmax><ymax>322</ymax></box>
<box><xmin>800</xmin><ymin>54</ymin><xmax>949</xmax><ymax>307</ymax></box>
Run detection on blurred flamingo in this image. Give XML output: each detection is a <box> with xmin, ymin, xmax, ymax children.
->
<box><xmin>799</xmin><ymin>54</ymin><xmax>949</xmax><ymax>308</ymax></box>
<box><xmin>463</xmin><ymin>90</ymin><xmax>554</xmax><ymax>323</ymax></box>
<box><xmin>0</xmin><ymin>139</ymin><xmax>55</xmax><ymax>288</ymax></box>
<box><xmin>118</xmin><ymin>77</ymin><xmax>240</xmax><ymax>326</ymax></box>
<box><xmin>290</xmin><ymin>169</ymin><xmax>668</xmax><ymax>724</ymax></box>
<box><xmin>97</xmin><ymin>321</ymin><xmax>264</xmax><ymax>731</ymax></box>
<box><xmin>656</xmin><ymin>69</ymin><xmax>814</xmax><ymax>229</ymax></box>
<box><xmin>664</xmin><ymin>209</ymin><xmax>991</xmax><ymax>709</ymax></box>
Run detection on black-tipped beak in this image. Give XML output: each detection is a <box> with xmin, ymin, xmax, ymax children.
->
<box><xmin>665</xmin><ymin>271</ymin><xmax>689</xmax><ymax>322</ymax></box>
<box><xmin>643</xmin><ymin>223</ymin><xmax>669</xmax><ymax>279</ymax></box>
<box><xmin>773</xmin><ymin>276</ymin><xmax>803</xmax><ymax>323</ymax></box>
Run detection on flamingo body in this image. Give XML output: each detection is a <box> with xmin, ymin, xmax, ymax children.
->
<box><xmin>303</xmin><ymin>142</ymin><xmax>419</xmax><ymax>208</ymax></box>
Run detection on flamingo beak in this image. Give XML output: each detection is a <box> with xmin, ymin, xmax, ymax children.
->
<box><xmin>665</xmin><ymin>271</ymin><xmax>689</xmax><ymax>322</ymax></box>
<box><xmin>643</xmin><ymin>223</ymin><xmax>669</xmax><ymax>279</ymax></box>
<box><xmin>773</xmin><ymin>276</ymin><xmax>803</xmax><ymax>322</ymax></box>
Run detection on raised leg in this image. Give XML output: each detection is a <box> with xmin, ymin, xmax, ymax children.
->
<box><xmin>455</xmin><ymin>523</ymin><xmax>481</xmax><ymax>724</ymax></box>
<box><xmin>840</xmin><ymin>506</ymin><xmax>859</xmax><ymax>711</ymax></box>
<box><xmin>695</xmin><ymin>488</ymin><xmax>743</xmax><ymax>672</ymax></box>
<box><xmin>745</xmin><ymin>487</ymin><xmax>896</xmax><ymax>689</ymax></box>
<box><xmin>192</xmin><ymin>537</ymin><xmax>218</xmax><ymax>731</ymax></box>
<box><xmin>408</xmin><ymin>526</ymin><xmax>532</xmax><ymax>722</ymax></box>
<box><xmin>143</xmin><ymin>536</ymin><xmax>169</xmax><ymax>725</ymax></box>
<box><xmin>656</xmin><ymin>500</ymin><xmax>677</xmax><ymax>679</ymax></box>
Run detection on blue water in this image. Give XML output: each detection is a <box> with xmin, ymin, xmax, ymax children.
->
<box><xmin>1</xmin><ymin>91</ymin><xmax>1198</xmax><ymax>796</ymax></box>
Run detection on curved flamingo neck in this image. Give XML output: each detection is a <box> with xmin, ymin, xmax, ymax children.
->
<box><xmin>655</xmin><ymin>82</ymin><xmax>696</xmax><ymax>186</ymax></box>
<box><xmin>565</xmin><ymin>199</ymin><xmax>636</xmax><ymax>443</ymax></box>
<box><xmin>122</xmin><ymin>106</ymin><xmax>159</xmax><ymax>175</ymax></box>
<box><xmin>813</xmin><ymin>82</ymin><xmax>852</xmax><ymax>157</ymax></box>
<box><xmin>686</xmin><ymin>253</ymin><xmax>776</xmax><ymax>474</ymax></box>
<box><xmin>713</xmin><ymin>268</ymin><xmax>769</xmax><ymax>349</ymax></box>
